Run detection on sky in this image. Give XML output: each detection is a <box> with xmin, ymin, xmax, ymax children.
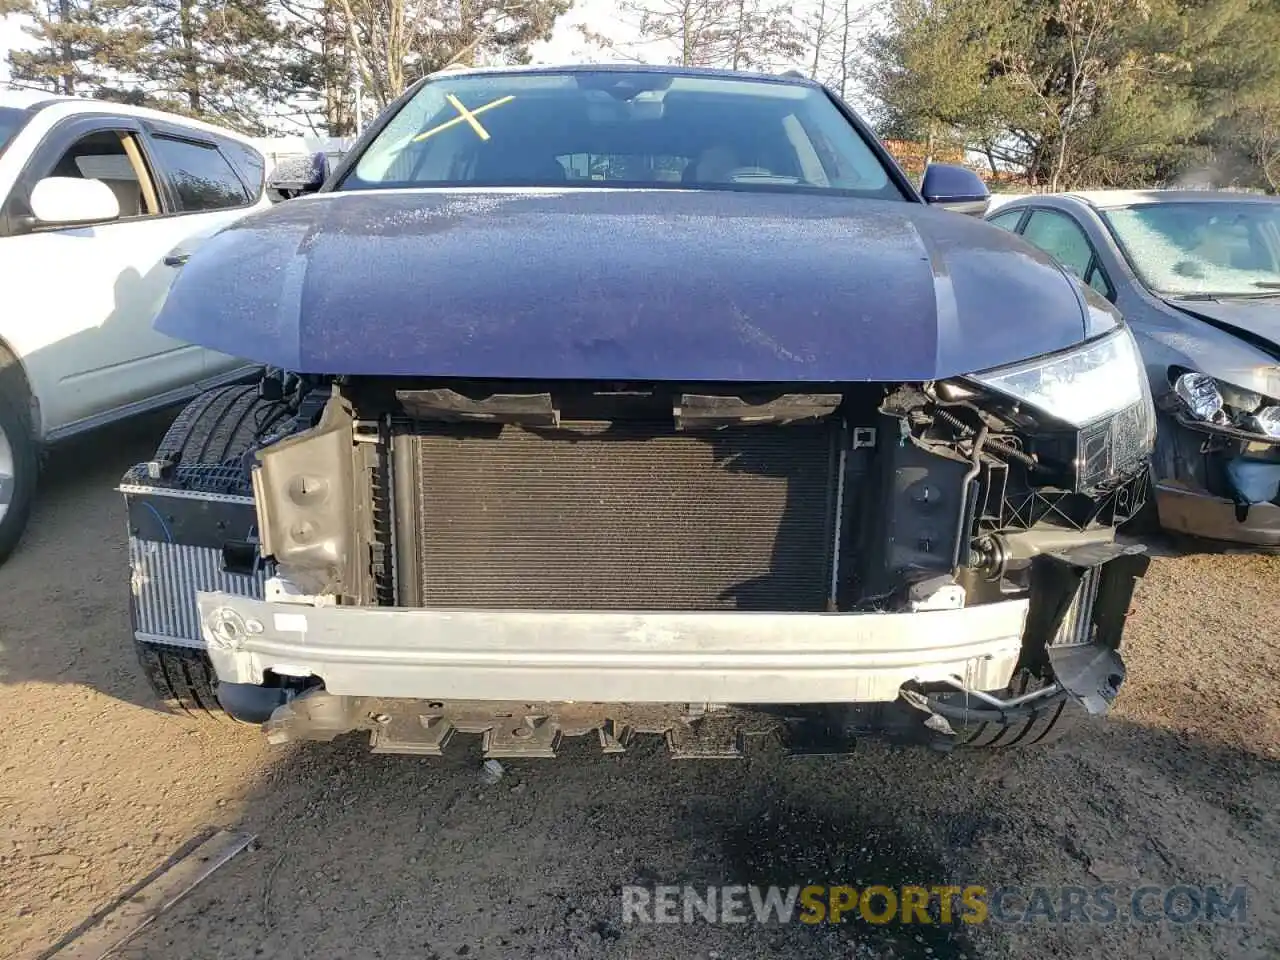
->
<box><xmin>0</xmin><ymin>16</ymin><xmax>25</xmax><ymax>82</ymax></box>
<box><xmin>2</xmin><ymin>1</ymin><xmax>874</xmax><ymax>105</ymax></box>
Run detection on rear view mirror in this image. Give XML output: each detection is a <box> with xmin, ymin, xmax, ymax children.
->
<box><xmin>267</xmin><ymin>151</ymin><xmax>329</xmax><ymax>199</ymax></box>
<box><xmin>920</xmin><ymin>164</ymin><xmax>991</xmax><ymax>216</ymax></box>
<box><xmin>27</xmin><ymin>176</ymin><xmax>121</xmax><ymax>227</ymax></box>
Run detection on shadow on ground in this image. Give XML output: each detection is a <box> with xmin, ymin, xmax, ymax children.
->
<box><xmin>98</xmin><ymin>714</ymin><xmax>1280</xmax><ymax>960</ymax></box>
<box><xmin>0</xmin><ymin>410</ymin><xmax>173</xmax><ymax>705</ymax></box>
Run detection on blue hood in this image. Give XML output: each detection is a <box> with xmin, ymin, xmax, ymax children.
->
<box><xmin>157</xmin><ymin>188</ymin><xmax>1095</xmax><ymax>381</ymax></box>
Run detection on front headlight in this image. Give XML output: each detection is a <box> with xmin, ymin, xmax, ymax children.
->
<box><xmin>1170</xmin><ymin>371</ymin><xmax>1280</xmax><ymax>439</ymax></box>
<box><xmin>1173</xmin><ymin>372</ymin><xmax>1227</xmax><ymax>423</ymax></box>
<box><xmin>969</xmin><ymin>328</ymin><xmax>1147</xmax><ymax>427</ymax></box>
<box><xmin>967</xmin><ymin>328</ymin><xmax>1153</xmax><ymax>492</ymax></box>
<box><xmin>1248</xmin><ymin>407</ymin><xmax>1280</xmax><ymax>439</ymax></box>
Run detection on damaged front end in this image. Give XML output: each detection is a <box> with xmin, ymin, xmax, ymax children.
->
<box><xmin>126</xmin><ymin>331</ymin><xmax>1155</xmax><ymax>756</ymax></box>
<box><xmin>1152</xmin><ymin>370</ymin><xmax>1280</xmax><ymax>547</ymax></box>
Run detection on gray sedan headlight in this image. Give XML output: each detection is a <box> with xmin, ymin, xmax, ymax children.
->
<box><xmin>1248</xmin><ymin>407</ymin><xmax>1280</xmax><ymax>439</ymax></box>
<box><xmin>1173</xmin><ymin>372</ymin><xmax>1227</xmax><ymax>423</ymax></box>
<box><xmin>1171</xmin><ymin>371</ymin><xmax>1280</xmax><ymax>439</ymax></box>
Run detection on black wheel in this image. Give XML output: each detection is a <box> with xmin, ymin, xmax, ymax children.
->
<box><xmin>0</xmin><ymin>350</ymin><xmax>38</xmax><ymax>565</ymax></box>
<box><xmin>953</xmin><ymin>670</ymin><xmax>1084</xmax><ymax>749</ymax></box>
<box><xmin>154</xmin><ymin>382</ymin><xmax>293</xmax><ymax>469</ymax></box>
<box><xmin>134</xmin><ymin>639</ymin><xmax>228</xmax><ymax>720</ymax></box>
<box><xmin>134</xmin><ymin>384</ymin><xmax>290</xmax><ymax>719</ymax></box>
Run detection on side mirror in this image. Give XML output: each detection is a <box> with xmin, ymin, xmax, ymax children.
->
<box><xmin>27</xmin><ymin>176</ymin><xmax>121</xmax><ymax>227</ymax></box>
<box><xmin>267</xmin><ymin>152</ymin><xmax>329</xmax><ymax>199</ymax></box>
<box><xmin>920</xmin><ymin>164</ymin><xmax>991</xmax><ymax>216</ymax></box>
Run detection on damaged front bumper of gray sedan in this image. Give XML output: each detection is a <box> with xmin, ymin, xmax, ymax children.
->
<box><xmin>1153</xmin><ymin>397</ymin><xmax>1280</xmax><ymax>548</ymax></box>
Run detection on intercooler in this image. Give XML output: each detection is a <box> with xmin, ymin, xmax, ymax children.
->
<box><xmin>391</xmin><ymin>421</ymin><xmax>841</xmax><ymax>611</ymax></box>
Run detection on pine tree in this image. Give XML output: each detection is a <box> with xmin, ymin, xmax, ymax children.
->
<box><xmin>0</xmin><ymin>0</ymin><xmax>148</xmax><ymax>97</ymax></box>
<box><xmin>859</xmin><ymin>0</ymin><xmax>1280</xmax><ymax>189</ymax></box>
<box><xmin>125</xmin><ymin>0</ymin><xmax>294</xmax><ymax>133</ymax></box>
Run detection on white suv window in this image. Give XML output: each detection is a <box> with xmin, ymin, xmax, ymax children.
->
<box><xmin>45</xmin><ymin>129</ymin><xmax>161</xmax><ymax>219</ymax></box>
<box><xmin>148</xmin><ymin>135</ymin><xmax>250</xmax><ymax>212</ymax></box>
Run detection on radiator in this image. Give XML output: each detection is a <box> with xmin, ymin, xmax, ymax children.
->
<box><xmin>129</xmin><ymin>538</ymin><xmax>265</xmax><ymax>646</ymax></box>
<box><xmin>394</xmin><ymin>421</ymin><xmax>840</xmax><ymax>611</ymax></box>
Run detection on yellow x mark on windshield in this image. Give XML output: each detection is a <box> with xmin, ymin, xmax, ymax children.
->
<box><xmin>412</xmin><ymin>94</ymin><xmax>516</xmax><ymax>143</ymax></box>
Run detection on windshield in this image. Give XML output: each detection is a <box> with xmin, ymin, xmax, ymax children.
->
<box><xmin>0</xmin><ymin>106</ymin><xmax>29</xmax><ymax>157</ymax></box>
<box><xmin>344</xmin><ymin>70</ymin><xmax>905</xmax><ymax>200</ymax></box>
<box><xmin>1103</xmin><ymin>201</ymin><xmax>1280</xmax><ymax>298</ymax></box>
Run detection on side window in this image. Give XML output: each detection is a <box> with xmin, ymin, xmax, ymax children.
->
<box><xmin>1021</xmin><ymin>209</ymin><xmax>1094</xmax><ymax>279</ymax></box>
<box><xmin>219</xmin><ymin>139</ymin><xmax>266</xmax><ymax>202</ymax></box>
<box><xmin>1085</xmin><ymin>262</ymin><xmax>1114</xmax><ymax>300</ymax></box>
<box><xmin>987</xmin><ymin>209</ymin><xmax>1024</xmax><ymax>232</ymax></box>
<box><xmin>43</xmin><ymin>129</ymin><xmax>161</xmax><ymax>219</ymax></box>
<box><xmin>148</xmin><ymin>135</ymin><xmax>250</xmax><ymax>212</ymax></box>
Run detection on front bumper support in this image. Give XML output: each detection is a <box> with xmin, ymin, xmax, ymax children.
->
<box><xmin>197</xmin><ymin>596</ymin><xmax>1029</xmax><ymax>705</ymax></box>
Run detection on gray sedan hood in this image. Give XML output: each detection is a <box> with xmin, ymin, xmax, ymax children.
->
<box><xmin>1165</xmin><ymin>297</ymin><xmax>1280</xmax><ymax>351</ymax></box>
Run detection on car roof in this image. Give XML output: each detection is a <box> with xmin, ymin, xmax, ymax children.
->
<box><xmin>0</xmin><ymin>86</ymin><xmax>259</xmax><ymax>146</ymax></box>
<box><xmin>1001</xmin><ymin>188</ymin><xmax>1278</xmax><ymax>211</ymax></box>
<box><xmin>425</xmin><ymin>62</ymin><xmax>821</xmax><ymax>88</ymax></box>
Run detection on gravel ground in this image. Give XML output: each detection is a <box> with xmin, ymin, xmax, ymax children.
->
<box><xmin>1</xmin><ymin>418</ymin><xmax>1278</xmax><ymax>960</ymax></box>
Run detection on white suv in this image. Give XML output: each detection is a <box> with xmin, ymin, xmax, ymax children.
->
<box><xmin>0</xmin><ymin>90</ymin><xmax>272</xmax><ymax>562</ymax></box>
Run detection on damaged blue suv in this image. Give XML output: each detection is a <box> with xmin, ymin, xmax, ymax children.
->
<box><xmin>122</xmin><ymin>65</ymin><xmax>1154</xmax><ymax>757</ymax></box>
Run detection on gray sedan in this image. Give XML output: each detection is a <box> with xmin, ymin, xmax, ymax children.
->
<box><xmin>987</xmin><ymin>190</ymin><xmax>1280</xmax><ymax>546</ymax></box>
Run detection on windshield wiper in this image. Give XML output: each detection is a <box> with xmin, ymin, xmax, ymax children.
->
<box><xmin>1220</xmin><ymin>289</ymin><xmax>1280</xmax><ymax>301</ymax></box>
<box><xmin>1169</xmin><ymin>289</ymin><xmax>1280</xmax><ymax>302</ymax></box>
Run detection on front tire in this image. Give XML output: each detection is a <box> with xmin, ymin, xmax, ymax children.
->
<box><xmin>135</xmin><ymin>640</ymin><xmax>228</xmax><ymax>720</ymax></box>
<box><xmin>954</xmin><ymin>670</ymin><xmax>1083</xmax><ymax>749</ymax></box>
<box><xmin>0</xmin><ymin>352</ymin><xmax>38</xmax><ymax>565</ymax></box>
<box><xmin>133</xmin><ymin>384</ymin><xmax>289</xmax><ymax>720</ymax></box>
<box><xmin>153</xmin><ymin>382</ymin><xmax>293</xmax><ymax>469</ymax></box>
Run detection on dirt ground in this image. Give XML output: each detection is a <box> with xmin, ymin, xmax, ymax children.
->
<box><xmin>1</xmin><ymin>416</ymin><xmax>1278</xmax><ymax>960</ymax></box>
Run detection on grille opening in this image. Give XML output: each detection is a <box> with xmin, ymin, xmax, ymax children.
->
<box><xmin>394</xmin><ymin>418</ymin><xmax>840</xmax><ymax>611</ymax></box>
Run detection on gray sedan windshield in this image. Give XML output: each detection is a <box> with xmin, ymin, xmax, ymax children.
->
<box><xmin>0</xmin><ymin>107</ymin><xmax>28</xmax><ymax>156</ymax></box>
<box><xmin>344</xmin><ymin>70</ymin><xmax>905</xmax><ymax>200</ymax></box>
<box><xmin>1104</xmin><ymin>201</ymin><xmax>1280</xmax><ymax>297</ymax></box>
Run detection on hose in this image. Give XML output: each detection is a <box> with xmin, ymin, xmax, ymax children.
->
<box><xmin>909</xmin><ymin>685</ymin><xmax>1070</xmax><ymax>724</ymax></box>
